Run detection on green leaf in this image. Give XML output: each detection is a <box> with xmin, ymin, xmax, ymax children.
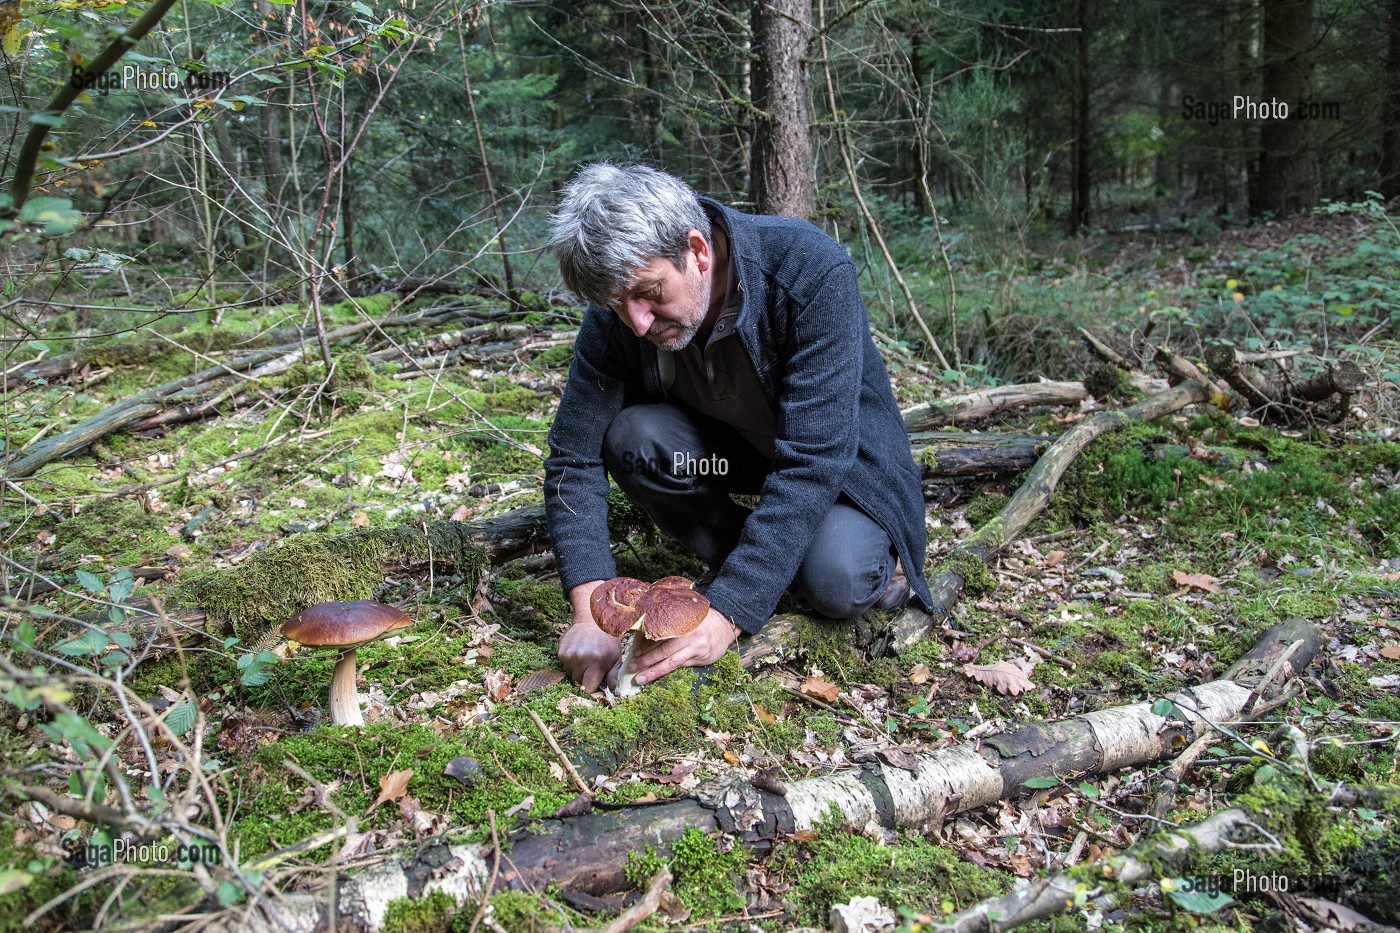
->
<box><xmin>1255</xmin><ymin>764</ymin><xmax>1278</xmax><ymax>785</ymax></box>
<box><xmin>216</xmin><ymin>880</ymin><xmax>243</xmax><ymax>906</ymax></box>
<box><xmin>1076</xmin><ymin>782</ymin><xmax>1100</xmax><ymax>799</ymax></box>
<box><xmin>1356</xmin><ymin>807</ymin><xmax>1377</xmax><ymax>820</ymax></box>
<box><xmin>1152</xmin><ymin>698</ymin><xmax>1175</xmax><ymax>716</ymax></box>
<box><xmin>1022</xmin><ymin>776</ymin><xmax>1059</xmax><ymax>789</ymax></box>
<box><xmin>27</xmin><ymin>111</ymin><xmax>65</xmax><ymax>127</ymax></box>
<box><xmin>165</xmin><ymin>701</ymin><xmax>195</xmax><ymax>737</ymax></box>
<box><xmin>1167</xmin><ymin>885</ymin><xmax>1234</xmax><ymax>914</ymax></box>
<box><xmin>351</xmin><ymin>0</ymin><xmax>373</xmax><ymax>14</ymax></box>
<box><xmin>16</xmin><ymin>618</ymin><xmax>36</xmax><ymax>647</ymax></box>
<box><xmin>75</xmin><ymin>569</ymin><xmax>106</xmax><ymax>595</ymax></box>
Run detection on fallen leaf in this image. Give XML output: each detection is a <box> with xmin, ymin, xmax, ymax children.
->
<box><xmin>907</xmin><ymin>663</ymin><xmax>931</xmax><ymax>685</ymax></box>
<box><xmin>450</xmin><ymin>504</ymin><xmax>471</xmax><ymax>521</ymax></box>
<box><xmin>1171</xmin><ymin>570</ymin><xmax>1222</xmax><ymax>594</ymax></box>
<box><xmin>961</xmin><ymin>661</ymin><xmax>1035</xmax><ymax>697</ymax></box>
<box><xmin>351</xmin><ymin>511</ymin><xmax>369</xmax><ymax>528</ymax></box>
<box><xmin>516</xmin><ymin>669</ymin><xmax>565</xmax><ymax>695</ymax></box>
<box><xmin>875</xmin><ymin>748</ymin><xmax>920</xmax><ymax>775</ymax></box>
<box><xmin>1044</xmin><ymin>550</ymin><xmax>1066</xmax><ymax>568</ymax></box>
<box><xmin>503</xmin><ymin>795</ymin><xmax>534</xmax><ymax>818</ymax></box>
<box><xmin>787</xmin><ymin>829</ymin><xmax>819</xmax><ymax>843</ymax></box>
<box><xmin>1297</xmin><ymin>898</ymin><xmax>1374</xmax><ymax>931</ymax></box>
<box><xmin>288</xmin><ymin>496</ymin><xmax>307</xmax><ymax>508</ymax></box>
<box><xmin>368</xmin><ymin>768</ymin><xmax>413</xmax><ymax>813</ymax></box>
<box><xmin>484</xmin><ymin>669</ymin><xmax>512</xmax><ymax>702</ymax></box>
<box><xmin>801</xmin><ymin>676</ymin><xmax>841</xmax><ymax>703</ymax></box>
<box><xmin>640</xmin><ymin>762</ymin><xmax>699</xmax><ymax>785</ymax></box>
<box><xmin>753</xmin><ymin>704</ymin><xmax>778</xmax><ymax>723</ymax></box>
<box><xmin>1380</xmin><ymin>644</ymin><xmax>1400</xmax><ymax>660</ymax></box>
<box><xmin>166</xmin><ymin>544</ymin><xmax>192</xmax><ymax>560</ymax></box>
<box><xmin>1367</xmin><ymin>674</ymin><xmax>1400</xmax><ymax>689</ymax></box>
<box><xmin>443</xmin><ymin>757</ymin><xmax>484</xmax><ymax>788</ymax></box>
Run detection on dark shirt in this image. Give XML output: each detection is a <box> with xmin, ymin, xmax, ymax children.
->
<box><xmin>543</xmin><ymin>197</ymin><xmax>933</xmax><ymax>633</ymax></box>
<box><xmin>668</xmin><ymin>209</ymin><xmax>779</xmax><ymax>459</ymax></box>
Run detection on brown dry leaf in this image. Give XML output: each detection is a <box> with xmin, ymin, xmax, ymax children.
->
<box><xmin>907</xmin><ymin>663</ymin><xmax>931</xmax><ymax>686</ymax></box>
<box><xmin>166</xmin><ymin>544</ymin><xmax>192</xmax><ymax>560</ymax></box>
<box><xmin>800</xmin><ymin>676</ymin><xmax>841</xmax><ymax>703</ymax></box>
<box><xmin>961</xmin><ymin>661</ymin><xmax>1035</xmax><ymax>697</ymax></box>
<box><xmin>450</xmin><ymin>504</ymin><xmax>471</xmax><ymax>521</ymax></box>
<box><xmin>1171</xmin><ymin>570</ymin><xmax>1222</xmax><ymax>593</ymax></box>
<box><xmin>1380</xmin><ymin>644</ymin><xmax>1400</xmax><ymax>660</ymax></box>
<box><xmin>787</xmin><ymin>829</ymin><xmax>819</xmax><ymax>843</ymax></box>
<box><xmin>1044</xmin><ymin>550</ymin><xmax>1066</xmax><ymax>568</ymax></box>
<box><xmin>640</xmin><ymin>762</ymin><xmax>699</xmax><ymax>786</ymax></box>
<box><xmin>876</xmin><ymin>748</ymin><xmax>921</xmax><ymax>775</ymax></box>
<box><xmin>351</xmin><ymin>511</ymin><xmax>369</xmax><ymax>528</ymax></box>
<box><xmin>753</xmin><ymin>704</ymin><xmax>777</xmax><ymax>723</ymax></box>
<box><xmin>484</xmin><ymin>669</ymin><xmax>512</xmax><ymax>702</ymax></box>
<box><xmin>368</xmin><ymin>768</ymin><xmax>413</xmax><ymax>813</ymax></box>
<box><xmin>516</xmin><ymin>670</ymin><xmax>565</xmax><ymax>695</ymax></box>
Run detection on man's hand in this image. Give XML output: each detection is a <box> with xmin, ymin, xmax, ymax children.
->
<box><xmin>560</xmin><ymin>580</ymin><xmax>620</xmax><ymax>692</ymax></box>
<box><xmin>621</xmin><ymin>607</ymin><xmax>740</xmax><ymax>689</ymax></box>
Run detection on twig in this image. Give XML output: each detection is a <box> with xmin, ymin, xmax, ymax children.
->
<box><xmin>466</xmin><ymin>810</ymin><xmax>501</xmax><ymax>933</ymax></box>
<box><xmin>1009</xmin><ymin>638</ymin><xmax>1074</xmax><ymax>671</ymax></box>
<box><xmin>527</xmin><ymin>708</ymin><xmax>591</xmax><ymax>796</ymax></box>
<box><xmin>582</xmin><ymin>865</ymin><xmax>673</xmax><ymax>933</ymax></box>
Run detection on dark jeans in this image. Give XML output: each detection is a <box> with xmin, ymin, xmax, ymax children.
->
<box><xmin>603</xmin><ymin>403</ymin><xmax>895</xmax><ymax>619</ymax></box>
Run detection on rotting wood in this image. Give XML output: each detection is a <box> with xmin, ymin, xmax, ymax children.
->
<box><xmin>212</xmin><ymin>619</ymin><xmax>1319</xmax><ymax>933</ymax></box>
<box><xmin>902</xmin><ymin>382</ymin><xmax>1090</xmax><ymax>431</ymax></box>
<box><xmin>1203</xmin><ymin>341</ymin><xmax>1367</xmax><ymax>420</ymax></box>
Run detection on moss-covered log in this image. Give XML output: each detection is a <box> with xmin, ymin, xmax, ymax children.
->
<box><xmin>911</xmin><ymin>432</ymin><xmax>1054</xmax><ymax>477</ymax></box>
<box><xmin>1203</xmin><ymin>341</ymin><xmax>1367</xmax><ymax>420</ymax></box>
<box><xmin>216</xmin><ymin>619</ymin><xmax>1321</xmax><ymax>933</ymax></box>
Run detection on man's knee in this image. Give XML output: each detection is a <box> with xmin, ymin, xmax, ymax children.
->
<box><xmin>603</xmin><ymin>405</ymin><xmax>690</xmax><ymax>484</ymax></box>
<box><xmin>794</xmin><ymin>504</ymin><xmax>893</xmax><ymax>619</ymax></box>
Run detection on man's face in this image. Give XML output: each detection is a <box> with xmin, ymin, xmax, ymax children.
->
<box><xmin>608</xmin><ymin>231</ymin><xmax>712</xmax><ymax>351</ymax></box>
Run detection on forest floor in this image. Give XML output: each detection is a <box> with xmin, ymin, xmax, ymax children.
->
<box><xmin>1</xmin><ymin>205</ymin><xmax>1398</xmax><ymax>932</ymax></box>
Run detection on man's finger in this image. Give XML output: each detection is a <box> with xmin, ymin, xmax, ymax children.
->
<box><xmin>580</xmin><ymin>662</ymin><xmax>605</xmax><ymax>694</ymax></box>
<box><xmin>633</xmin><ymin>645</ymin><xmax>692</xmax><ymax>686</ymax></box>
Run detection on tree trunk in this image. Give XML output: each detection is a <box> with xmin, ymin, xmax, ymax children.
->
<box><xmin>750</xmin><ymin>0</ymin><xmax>814</xmax><ymax>219</ymax></box>
<box><xmin>1251</xmin><ymin>0</ymin><xmax>1317</xmax><ymax>216</ymax></box>
<box><xmin>1069</xmin><ymin>0</ymin><xmax>1091</xmax><ymax>234</ymax></box>
<box><xmin>1382</xmin><ymin>0</ymin><xmax>1400</xmax><ymax>198</ymax></box>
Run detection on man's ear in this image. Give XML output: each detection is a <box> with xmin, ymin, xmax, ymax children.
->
<box><xmin>688</xmin><ymin>230</ymin><xmax>712</xmax><ymax>274</ymax></box>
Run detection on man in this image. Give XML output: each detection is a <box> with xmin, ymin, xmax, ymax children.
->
<box><xmin>543</xmin><ymin>163</ymin><xmax>933</xmax><ymax>692</ymax></box>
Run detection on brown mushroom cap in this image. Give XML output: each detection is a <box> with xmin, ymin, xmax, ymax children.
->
<box><xmin>589</xmin><ymin>577</ymin><xmax>648</xmax><ymax>636</ymax></box>
<box><xmin>651</xmin><ymin>575</ymin><xmax>695</xmax><ymax>590</ymax></box>
<box><xmin>638</xmin><ymin>586</ymin><xmax>710</xmax><ymax>640</ymax></box>
<box><xmin>282</xmin><ymin>600</ymin><xmax>412</xmax><ymax>648</ymax></box>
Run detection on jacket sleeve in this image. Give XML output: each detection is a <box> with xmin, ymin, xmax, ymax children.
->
<box><xmin>702</xmin><ymin>259</ymin><xmax>866</xmax><ymax>633</ymax></box>
<box><xmin>543</xmin><ymin>310</ymin><xmax>637</xmax><ymax>592</ymax></box>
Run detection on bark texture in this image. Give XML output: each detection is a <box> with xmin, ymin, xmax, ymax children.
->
<box><xmin>1252</xmin><ymin>0</ymin><xmax>1318</xmax><ymax>216</ymax></box>
<box><xmin>750</xmin><ymin>0</ymin><xmax>815</xmax><ymax>219</ymax></box>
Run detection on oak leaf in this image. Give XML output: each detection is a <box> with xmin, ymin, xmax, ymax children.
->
<box><xmin>961</xmin><ymin>661</ymin><xmax>1035</xmax><ymax>696</ymax></box>
<box><xmin>1171</xmin><ymin>570</ymin><xmax>1222</xmax><ymax>593</ymax></box>
<box><xmin>368</xmin><ymin>768</ymin><xmax>413</xmax><ymax>813</ymax></box>
<box><xmin>1044</xmin><ymin>550</ymin><xmax>1066</xmax><ymax>568</ymax></box>
<box><xmin>801</xmin><ymin>676</ymin><xmax>841</xmax><ymax>703</ymax></box>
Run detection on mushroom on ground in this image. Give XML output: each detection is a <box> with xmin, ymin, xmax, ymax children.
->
<box><xmin>590</xmin><ymin>576</ymin><xmax>710</xmax><ymax>697</ymax></box>
<box><xmin>281</xmin><ymin>600</ymin><xmax>412</xmax><ymax>726</ymax></box>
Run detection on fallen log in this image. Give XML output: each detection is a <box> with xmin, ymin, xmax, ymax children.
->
<box><xmin>902</xmin><ymin>382</ymin><xmax>1089</xmax><ymax>431</ymax></box>
<box><xmin>883</xmin><ymin>380</ymin><xmax>1212</xmax><ymax>653</ymax></box>
<box><xmin>215</xmin><ymin>618</ymin><xmax>1320</xmax><ymax>932</ymax></box>
<box><xmin>2</xmin><ymin>303</ymin><xmax>500</xmax><ymax>478</ymax></box>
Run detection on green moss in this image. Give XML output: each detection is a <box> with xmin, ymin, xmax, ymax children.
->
<box><xmin>939</xmin><ymin>550</ymin><xmax>996</xmax><ymax>597</ymax></box>
<box><xmin>963</xmin><ymin>491</ymin><xmax>1009</xmax><ymax>528</ymax></box>
<box><xmin>485</xmin><ymin>891</ymin><xmax>553</xmax><ymax>933</ymax></box>
<box><xmin>382</xmin><ymin>889</ymin><xmax>457</xmax><ymax>933</ymax></box>
<box><xmin>787</xmin><ymin>810</ymin><xmax>1008</xmax><ymax>923</ymax></box>
<box><xmin>1084</xmin><ymin>362</ymin><xmax>1131</xmax><ymax>400</ymax></box>
<box><xmin>665</xmin><ymin>827</ymin><xmax>747</xmax><ymax>917</ymax></box>
<box><xmin>571</xmin><ymin>668</ymin><xmax>701</xmax><ymax>757</ymax></box>
<box><xmin>184</xmin><ymin>522</ymin><xmax>490</xmax><ymax>641</ymax></box>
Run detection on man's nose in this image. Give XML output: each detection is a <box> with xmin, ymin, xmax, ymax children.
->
<box><xmin>620</xmin><ymin>300</ymin><xmax>653</xmax><ymax>337</ymax></box>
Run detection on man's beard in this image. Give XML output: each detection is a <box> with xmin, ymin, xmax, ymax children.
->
<box><xmin>644</xmin><ymin>268</ymin><xmax>709</xmax><ymax>351</ymax></box>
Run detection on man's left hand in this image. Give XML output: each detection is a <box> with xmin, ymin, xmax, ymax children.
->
<box><xmin>618</xmin><ymin>608</ymin><xmax>741</xmax><ymax>688</ymax></box>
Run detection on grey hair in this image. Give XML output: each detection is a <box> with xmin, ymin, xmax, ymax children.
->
<box><xmin>548</xmin><ymin>162</ymin><xmax>711</xmax><ymax>309</ymax></box>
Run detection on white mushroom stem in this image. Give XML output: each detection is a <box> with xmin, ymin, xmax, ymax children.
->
<box><xmin>328</xmin><ymin>648</ymin><xmax>364</xmax><ymax>726</ymax></box>
<box><xmin>615</xmin><ymin>631</ymin><xmax>642</xmax><ymax>698</ymax></box>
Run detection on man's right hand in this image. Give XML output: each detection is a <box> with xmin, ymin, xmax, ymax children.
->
<box><xmin>559</xmin><ymin>581</ymin><xmax>621</xmax><ymax>692</ymax></box>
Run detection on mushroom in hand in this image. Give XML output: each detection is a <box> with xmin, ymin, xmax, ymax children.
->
<box><xmin>282</xmin><ymin>600</ymin><xmax>412</xmax><ymax>726</ymax></box>
<box><xmin>590</xmin><ymin>576</ymin><xmax>710</xmax><ymax>697</ymax></box>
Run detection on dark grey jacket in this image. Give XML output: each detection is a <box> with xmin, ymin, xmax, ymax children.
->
<box><xmin>543</xmin><ymin>198</ymin><xmax>933</xmax><ymax>633</ymax></box>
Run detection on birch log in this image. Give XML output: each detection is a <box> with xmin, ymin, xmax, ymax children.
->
<box><xmin>215</xmin><ymin>619</ymin><xmax>1319</xmax><ymax>932</ymax></box>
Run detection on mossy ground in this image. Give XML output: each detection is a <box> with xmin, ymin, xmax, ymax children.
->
<box><xmin>5</xmin><ymin>222</ymin><xmax>1399</xmax><ymax>933</ymax></box>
